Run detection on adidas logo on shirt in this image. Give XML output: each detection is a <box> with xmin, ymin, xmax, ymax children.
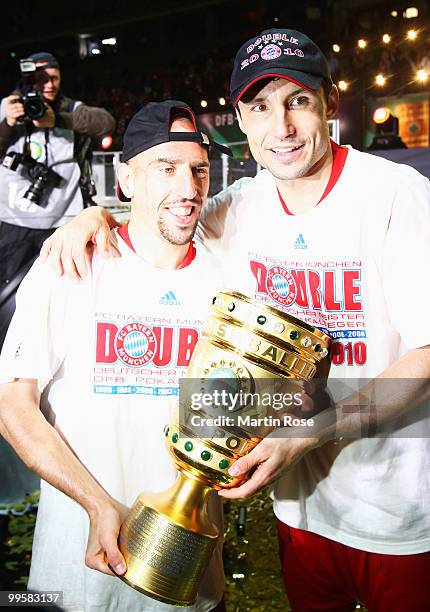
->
<box><xmin>294</xmin><ymin>234</ymin><xmax>307</xmax><ymax>249</ymax></box>
<box><xmin>159</xmin><ymin>291</ymin><xmax>181</xmax><ymax>306</ymax></box>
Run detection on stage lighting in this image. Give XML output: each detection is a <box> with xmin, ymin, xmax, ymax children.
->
<box><xmin>404</xmin><ymin>7</ymin><xmax>418</xmax><ymax>19</ymax></box>
<box><xmin>101</xmin><ymin>135</ymin><xmax>113</xmax><ymax>150</ymax></box>
<box><xmin>200</xmin><ymin>100</ymin><xmax>208</xmax><ymax>108</ymax></box>
<box><xmin>416</xmin><ymin>69</ymin><xmax>429</xmax><ymax>82</ymax></box>
<box><xmin>382</xmin><ymin>34</ymin><xmax>391</xmax><ymax>44</ymax></box>
<box><xmin>407</xmin><ymin>29</ymin><xmax>417</xmax><ymax>40</ymax></box>
<box><xmin>358</xmin><ymin>39</ymin><xmax>367</xmax><ymax>49</ymax></box>
<box><xmin>375</xmin><ymin>74</ymin><xmax>386</xmax><ymax>86</ymax></box>
<box><xmin>219</xmin><ymin>97</ymin><xmax>226</xmax><ymax>106</ymax></box>
<box><xmin>338</xmin><ymin>80</ymin><xmax>349</xmax><ymax>91</ymax></box>
<box><xmin>332</xmin><ymin>44</ymin><xmax>340</xmax><ymax>53</ymax></box>
<box><xmin>368</xmin><ymin>107</ymin><xmax>407</xmax><ymax>150</ymax></box>
<box><xmin>373</xmin><ymin>107</ymin><xmax>390</xmax><ymax>124</ymax></box>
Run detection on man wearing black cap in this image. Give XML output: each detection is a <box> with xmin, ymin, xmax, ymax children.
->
<box><xmin>41</xmin><ymin>28</ymin><xmax>430</xmax><ymax>611</ymax></box>
<box><xmin>215</xmin><ymin>28</ymin><xmax>430</xmax><ymax>612</ymax></box>
<box><xmin>0</xmin><ymin>100</ymin><xmax>227</xmax><ymax>611</ymax></box>
<box><xmin>0</xmin><ymin>51</ymin><xmax>115</xmax><ymax>287</ymax></box>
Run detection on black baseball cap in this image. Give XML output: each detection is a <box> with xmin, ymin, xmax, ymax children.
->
<box><xmin>118</xmin><ymin>99</ymin><xmax>232</xmax><ymax>202</ymax></box>
<box><xmin>28</xmin><ymin>52</ymin><xmax>60</xmax><ymax>69</ymax></box>
<box><xmin>230</xmin><ymin>28</ymin><xmax>332</xmax><ymax>106</ymax></box>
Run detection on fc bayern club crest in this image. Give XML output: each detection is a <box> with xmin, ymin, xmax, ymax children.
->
<box><xmin>266</xmin><ymin>265</ymin><xmax>297</xmax><ymax>306</ymax></box>
<box><xmin>261</xmin><ymin>44</ymin><xmax>282</xmax><ymax>61</ymax></box>
<box><xmin>115</xmin><ymin>323</ymin><xmax>156</xmax><ymax>366</ymax></box>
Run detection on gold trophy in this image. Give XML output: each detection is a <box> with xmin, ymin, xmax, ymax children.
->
<box><xmin>114</xmin><ymin>290</ymin><xmax>330</xmax><ymax>606</ymax></box>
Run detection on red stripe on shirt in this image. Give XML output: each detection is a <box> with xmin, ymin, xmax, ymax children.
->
<box><xmin>117</xmin><ymin>223</ymin><xmax>197</xmax><ymax>269</ymax></box>
<box><xmin>277</xmin><ymin>140</ymin><xmax>349</xmax><ymax>215</ymax></box>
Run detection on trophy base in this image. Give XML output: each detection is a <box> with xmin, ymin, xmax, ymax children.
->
<box><xmin>117</xmin><ymin>473</ymin><xmax>218</xmax><ymax>606</ymax></box>
<box><xmin>110</xmin><ymin>567</ymin><xmax>192</xmax><ymax>607</ymax></box>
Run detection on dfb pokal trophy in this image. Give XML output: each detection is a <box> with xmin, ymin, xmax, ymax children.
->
<box><xmin>114</xmin><ymin>290</ymin><xmax>330</xmax><ymax>606</ymax></box>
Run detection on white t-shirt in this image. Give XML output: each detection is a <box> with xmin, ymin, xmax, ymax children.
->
<box><xmin>198</xmin><ymin>145</ymin><xmax>430</xmax><ymax>554</ymax></box>
<box><xmin>0</xmin><ymin>230</ymin><xmax>224</xmax><ymax>612</ymax></box>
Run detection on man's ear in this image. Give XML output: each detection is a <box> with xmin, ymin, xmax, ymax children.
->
<box><xmin>326</xmin><ymin>84</ymin><xmax>339</xmax><ymax>119</ymax></box>
<box><xmin>116</xmin><ymin>162</ymin><xmax>134</xmax><ymax>198</ymax></box>
<box><xmin>235</xmin><ymin>107</ymin><xmax>247</xmax><ymax>135</ymax></box>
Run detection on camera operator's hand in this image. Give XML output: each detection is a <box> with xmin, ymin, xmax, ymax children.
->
<box><xmin>33</xmin><ymin>102</ymin><xmax>55</xmax><ymax>129</ymax></box>
<box><xmin>4</xmin><ymin>94</ymin><xmax>25</xmax><ymax>127</ymax></box>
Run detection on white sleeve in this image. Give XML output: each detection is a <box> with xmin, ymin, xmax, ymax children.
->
<box><xmin>381</xmin><ymin>170</ymin><xmax>430</xmax><ymax>349</ymax></box>
<box><xmin>196</xmin><ymin>177</ymin><xmax>252</xmax><ymax>255</ymax></box>
<box><xmin>0</xmin><ymin>259</ymin><xmax>71</xmax><ymax>392</ymax></box>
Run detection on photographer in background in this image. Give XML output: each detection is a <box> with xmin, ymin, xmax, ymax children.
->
<box><xmin>0</xmin><ymin>51</ymin><xmax>115</xmax><ymax>286</ymax></box>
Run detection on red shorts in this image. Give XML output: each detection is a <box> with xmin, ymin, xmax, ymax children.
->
<box><xmin>277</xmin><ymin>519</ymin><xmax>430</xmax><ymax>612</ymax></box>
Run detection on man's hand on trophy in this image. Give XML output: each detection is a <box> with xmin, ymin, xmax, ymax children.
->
<box><xmin>293</xmin><ymin>379</ymin><xmax>334</xmax><ymax>419</ymax></box>
<box><xmin>40</xmin><ymin>206</ymin><xmax>120</xmax><ymax>281</ymax></box>
<box><xmin>217</xmin><ymin>436</ymin><xmax>324</xmax><ymax>500</ymax></box>
<box><xmin>85</xmin><ymin>499</ymin><xmax>129</xmax><ymax>576</ymax></box>
<box><xmin>263</xmin><ymin>379</ymin><xmax>333</xmax><ymax>426</ymax></box>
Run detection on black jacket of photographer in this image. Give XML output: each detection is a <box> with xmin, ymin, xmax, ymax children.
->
<box><xmin>0</xmin><ymin>93</ymin><xmax>115</xmax><ymax>229</ymax></box>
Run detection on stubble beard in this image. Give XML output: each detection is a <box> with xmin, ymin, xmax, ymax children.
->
<box><xmin>267</xmin><ymin>139</ymin><xmax>329</xmax><ymax>182</ymax></box>
<box><xmin>157</xmin><ymin>217</ymin><xmax>199</xmax><ymax>246</ymax></box>
<box><xmin>268</xmin><ymin>157</ymin><xmax>316</xmax><ymax>181</ymax></box>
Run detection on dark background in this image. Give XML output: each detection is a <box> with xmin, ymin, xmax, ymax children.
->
<box><xmin>1</xmin><ymin>0</ymin><xmax>429</xmax><ymax>150</ymax></box>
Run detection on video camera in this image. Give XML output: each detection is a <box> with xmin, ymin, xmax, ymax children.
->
<box><xmin>2</xmin><ymin>151</ymin><xmax>62</xmax><ymax>207</ymax></box>
<box><xmin>17</xmin><ymin>59</ymin><xmax>46</xmax><ymax>121</ymax></box>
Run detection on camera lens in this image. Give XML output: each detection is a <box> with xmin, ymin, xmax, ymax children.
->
<box><xmin>24</xmin><ymin>100</ymin><xmax>45</xmax><ymax>119</ymax></box>
<box><xmin>22</xmin><ymin>164</ymin><xmax>61</xmax><ymax>207</ymax></box>
<box><xmin>23</xmin><ymin>176</ymin><xmax>46</xmax><ymax>206</ymax></box>
<box><xmin>25</xmin><ymin>101</ymin><xmax>45</xmax><ymax>120</ymax></box>
<box><xmin>23</xmin><ymin>92</ymin><xmax>45</xmax><ymax>120</ymax></box>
